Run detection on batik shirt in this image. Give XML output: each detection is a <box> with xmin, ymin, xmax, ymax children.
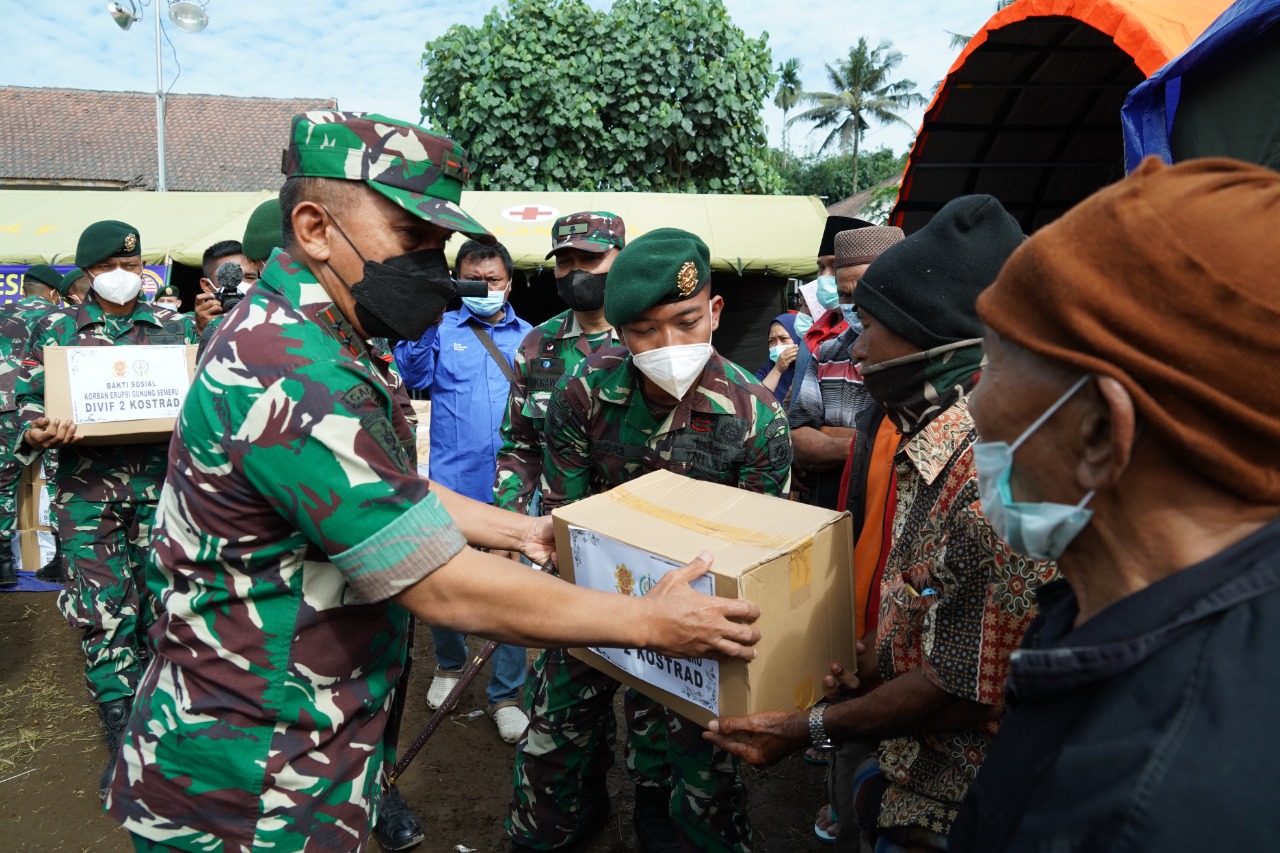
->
<box><xmin>105</xmin><ymin>251</ymin><xmax>467</xmax><ymax>853</ymax></box>
<box><xmin>0</xmin><ymin>295</ymin><xmax>59</xmax><ymax>413</ymax></box>
<box><xmin>493</xmin><ymin>309</ymin><xmax>620</xmax><ymax>514</ymax></box>
<box><xmin>16</xmin><ymin>299</ymin><xmax>196</xmax><ymax>502</ymax></box>
<box><xmin>873</xmin><ymin>398</ymin><xmax>1057</xmax><ymax>834</ymax></box>
<box><xmin>541</xmin><ymin>348</ymin><xmax>792</xmax><ymax>510</ymax></box>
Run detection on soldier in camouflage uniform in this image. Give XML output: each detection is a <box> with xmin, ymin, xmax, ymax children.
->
<box><xmin>60</xmin><ymin>267</ymin><xmax>92</xmax><ymax>306</ymax></box>
<box><xmin>502</xmin><ymin>213</ymin><xmax>676</xmax><ymax>850</ymax></box>
<box><xmin>0</xmin><ymin>264</ymin><xmax>62</xmax><ymax>586</ymax></box>
<box><xmin>15</xmin><ymin>224</ymin><xmax>197</xmax><ymax>797</ymax></box>
<box><xmin>510</xmin><ymin>229</ymin><xmax>793</xmax><ymax>853</ymax></box>
<box><xmin>104</xmin><ymin>112</ymin><xmax>762</xmax><ymax>853</ymax></box>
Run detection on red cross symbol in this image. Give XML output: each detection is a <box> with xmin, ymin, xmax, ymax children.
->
<box><xmin>502</xmin><ymin>204</ymin><xmax>558</xmax><ymax>223</ymax></box>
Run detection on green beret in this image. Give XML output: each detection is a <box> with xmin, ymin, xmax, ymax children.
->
<box><xmin>23</xmin><ymin>264</ymin><xmax>63</xmax><ymax>290</ymax></box>
<box><xmin>156</xmin><ymin>284</ymin><xmax>180</xmax><ymax>300</ymax></box>
<box><xmin>242</xmin><ymin>198</ymin><xmax>283</xmax><ymax>262</ymax></box>
<box><xmin>284</xmin><ymin>111</ymin><xmax>493</xmax><ymax>244</ymax></box>
<box><xmin>57</xmin><ymin>268</ymin><xmax>85</xmax><ymax>297</ymax></box>
<box><xmin>76</xmin><ymin>220</ymin><xmax>141</xmax><ymax>268</ymax></box>
<box><xmin>604</xmin><ymin>228</ymin><xmax>711</xmax><ymax>328</ymax></box>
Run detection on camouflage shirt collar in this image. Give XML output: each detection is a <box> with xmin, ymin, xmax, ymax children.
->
<box><xmin>555</xmin><ymin>311</ymin><xmax>619</xmax><ymax>344</ymax></box>
<box><xmin>260</xmin><ymin>250</ymin><xmax>374</xmax><ymax>360</ymax></box>
<box><xmin>76</xmin><ymin>298</ymin><xmax>165</xmax><ymax>331</ymax></box>
<box><xmin>901</xmin><ymin>395</ymin><xmax>974</xmax><ymax>486</ymax></box>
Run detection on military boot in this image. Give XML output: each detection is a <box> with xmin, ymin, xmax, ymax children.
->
<box><xmin>632</xmin><ymin>784</ymin><xmax>679</xmax><ymax>852</ymax></box>
<box><xmin>35</xmin><ymin>536</ymin><xmax>69</xmax><ymax>583</ymax></box>
<box><xmin>373</xmin><ymin>784</ymin><xmax>426</xmax><ymax>851</ymax></box>
<box><xmin>97</xmin><ymin>697</ymin><xmax>132</xmax><ymax>801</ymax></box>
<box><xmin>0</xmin><ymin>537</ymin><xmax>16</xmax><ymax>587</ymax></box>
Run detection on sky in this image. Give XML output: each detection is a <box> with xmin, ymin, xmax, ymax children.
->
<box><xmin>3</xmin><ymin>0</ymin><xmax>1000</xmax><ymax>159</ymax></box>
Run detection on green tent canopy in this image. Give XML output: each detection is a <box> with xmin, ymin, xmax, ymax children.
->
<box><xmin>0</xmin><ymin>189</ymin><xmax>826</xmax><ymax>277</ymax></box>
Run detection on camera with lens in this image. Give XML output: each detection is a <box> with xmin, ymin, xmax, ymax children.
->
<box><xmin>213</xmin><ymin>260</ymin><xmax>247</xmax><ymax>314</ymax></box>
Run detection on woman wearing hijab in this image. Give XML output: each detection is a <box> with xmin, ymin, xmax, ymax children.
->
<box><xmin>754</xmin><ymin>312</ymin><xmax>800</xmax><ymax>406</ymax></box>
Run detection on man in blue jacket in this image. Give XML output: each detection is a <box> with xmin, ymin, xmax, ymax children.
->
<box><xmin>394</xmin><ymin>239</ymin><xmax>533</xmax><ymax>743</ymax></box>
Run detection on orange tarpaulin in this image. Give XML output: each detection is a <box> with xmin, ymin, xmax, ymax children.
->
<box><xmin>891</xmin><ymin>0</ymin><xmax>1232</xmax><ymax>234</ymax></box>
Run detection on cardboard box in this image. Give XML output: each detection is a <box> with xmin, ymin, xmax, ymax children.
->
<box><xmin>43</xmin><ymin>344</ymin><xmax>198</xmax><ymax>445</ymax></box>
<box><xmin>14</xmin><ymin>461</ymin><xmax>54</xmax><ymax>573</ymax></box>
<box><xmin>553</xmin><ymin>470</ymin><xmax>854</xmax><ymax>728</ymax></box>
<box><xmin>409</xmin><ymin>399</ymin><xmax>431</xmax><ymax>476</ymax></box>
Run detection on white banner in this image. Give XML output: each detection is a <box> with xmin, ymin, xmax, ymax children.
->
<box><xmin>67</xmin><ymin>345</ymin><xmax>190</xmax><ymax>424</ymax></box>
<box><xmin>568</xmin><ymin>526</ymin><xmax>720</xmax><ymax>715</ymax></box>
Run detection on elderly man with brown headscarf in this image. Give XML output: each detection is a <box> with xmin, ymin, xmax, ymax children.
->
<box><xmin>947</xmin><ymin>157</ymin><xmax>1280</xmax><ymax>851</ymax></box>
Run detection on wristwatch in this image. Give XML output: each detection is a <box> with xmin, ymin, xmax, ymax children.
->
<box><xmin>808</xmin><ymin>702</ymin><xmax>835</xmax><ymax>751</ymax></box>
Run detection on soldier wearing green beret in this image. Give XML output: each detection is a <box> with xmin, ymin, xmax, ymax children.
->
<box><xmin>0</xmin><ymin>264</ymin><xmax>64</xmax><ymax>586</ymax></box>
<box><xmin>13</xmin><ymin>221</ymin><xmax>197</xmax><ymax>796</ymax></box>
<box><xmin>242</xmin><ymin>197</ymin><xmax>284</xmax><ymax>264</ymax></box>
<box><xmin>154</xmin><ymin>283</ymin><xmax>182</xmax><ymax>311</ymax></box>
<box><xmin>57</xmin><ymin>268</ymin><xmax>91</xmax><ymax>305</ymax></box>
<box><xmin>510</xmin><ymin>228</ymin><xmax>793</xmax><ymax>853</ymax></box>
<box><xmin>104</xmin><ymin>112</ymin><xmax>761</xmax><ymax>853</ymax></box>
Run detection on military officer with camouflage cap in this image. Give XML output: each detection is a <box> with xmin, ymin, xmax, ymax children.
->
<box><xmin>14</xmin><ymin>222</ymin><xmax>197</xmax><ymax>794</ymax></box>
<box><xmin>508</xmin><ymin>228</ymin><xmax>793</xmax><ymax>853</ymax></box>
<box><xmin>0</xmin><ymin>264</ymin><xmax>63</xmax><ymax>586</ymax></box>
<box><xmin>103</xmin><ymin>112</ymin><xmax>761</xmax><ymax>853</ymax></box>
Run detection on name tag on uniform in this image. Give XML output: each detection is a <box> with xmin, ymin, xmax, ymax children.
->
<box><xmin>529</xmin><ymin>357</ymin><xmax>564</xmax><ymax>391</ymax></box>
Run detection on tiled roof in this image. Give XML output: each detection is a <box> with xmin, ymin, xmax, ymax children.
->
<box><xmin>0</xmin><ymin>87</ymin><xmax>337</xmax><ymax>191</ymax></box>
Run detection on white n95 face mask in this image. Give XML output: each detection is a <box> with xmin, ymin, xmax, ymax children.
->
<box><xmin>631</xmin><ymin>343</ymin><xmax>713</xmax><ymax>400</ymax></box>
<box><xmin>91</xmin><ymin>268</ymin><xmax>144</xmax><ymax>305</ymax></box>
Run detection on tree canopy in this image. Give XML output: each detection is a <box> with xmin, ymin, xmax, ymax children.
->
<box><xmin>420</xmin><ymin>0</ymin><xmax>781</xmax><ymax>193</ymax></box>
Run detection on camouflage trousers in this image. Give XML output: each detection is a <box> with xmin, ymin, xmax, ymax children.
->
<box><xmin>0</xmin><ymin>410</ymin><xmax>22</xmax><ymax>537</ymax></box>
<box><xmin>507</xmin><ymin>648</ymin><xmax>751</xmax><ymax>852</ymax></box>
<box><xmin>54</xmin><ymin>496</ymin><xmax>160</xmax><ymax>704</ymax></box>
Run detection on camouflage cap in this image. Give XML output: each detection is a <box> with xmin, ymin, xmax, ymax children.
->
<box><xmin>546</xmin><ymin>211</ymin><xmax>626</xmax><ymax>258</ymax></box>
<box><xmin>242</xmin><ymin>198</ymin><xmax>283</xmax><ymax>262</ymax></box>
<box><xmin>605</xmin><ymin>228</ymin><xmax>711</xmax><ymax>328</ymax></box>
<box><xmin>57</xmin><ymin>268</ymin><xmax>85</xmax><ymax>297</ymax></box>
<box><xmin>76</xmin><ymin>220</ymin><xmax>141</xmax><ymax>268</ymax></box>
<box><xmin>156</xmin><ymin>284</ymin><xmax>180</xmax><ymax>300</ymax></box>
<box><xmin>283</xmin><ymin>111</ymin><xmax>494</xmax><ymax>244</ymax></box>
<box><xmin>23</xmin><ymin>264</ymin><xmax>63</xmax><ymax>290</ymax></box>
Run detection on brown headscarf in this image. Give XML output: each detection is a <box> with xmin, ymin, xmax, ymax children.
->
<box><xmin>979</xmin><ymin>157</ymin><xmax>1280</xmax><ymax>502</ymax></box>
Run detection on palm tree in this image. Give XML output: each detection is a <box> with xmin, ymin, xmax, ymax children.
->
<box><xmin>773</xmin><ymin>58</ymin><xmax>803</xmax><ymax>164</ymax></box>
<box><xmin>789</xmin><ymin>38</ymin><xmax>926</xmax><ymax>195</ymax></box>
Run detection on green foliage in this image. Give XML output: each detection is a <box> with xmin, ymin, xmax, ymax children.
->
<box><xmin>419</xmin><ymin>0</ymin><xmax>782</xmax><ymax>193</ymax></box>
<box><xmin>789</xmin><ymin>37</ymin><xmax>925</xmax><ymax>195</ymax></box>
<box><xmin>775</xmin><ymin>147</ymin><xmax>906</xmax><ymax>201</ymax></box>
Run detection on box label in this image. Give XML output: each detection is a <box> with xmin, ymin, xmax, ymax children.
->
<box><xmin>67</xmin><ymin>345</ymin><xmax>191</xmax><ymax>424</ymax></box>
<box><xmin>569</xmin><ymin>525</ymin><xmax>720</xmax><ymax>715</ymax></box>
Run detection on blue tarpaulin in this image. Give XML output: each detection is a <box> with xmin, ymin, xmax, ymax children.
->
<box><xmin>1122</xmin><ymin>0</ymin><xmax>1280</xmax><ymax>171</ymax></box>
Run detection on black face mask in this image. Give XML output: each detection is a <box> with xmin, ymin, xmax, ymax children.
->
<box><xmin>323</xmin><ymin>211</ymin><xmax>455</xmax><ymax>343</ymax></box>
<box><xmin>556</xmin><ymin>269</ymin><xmax>608</xmax><ymax>312</ymax></box>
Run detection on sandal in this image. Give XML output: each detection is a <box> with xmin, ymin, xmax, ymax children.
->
<box><xmin>813</xmin><ymin>803</ymin><xmax>839</xmax><ymax>845</ymax></box>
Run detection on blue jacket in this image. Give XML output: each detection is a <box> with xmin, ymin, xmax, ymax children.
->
<box><xmin>393</xmin><ymin>305</ymin><xmax>532</xmax><ymax>503</ymax></box>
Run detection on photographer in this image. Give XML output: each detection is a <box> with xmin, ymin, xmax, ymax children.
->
<box><xmin>193</xmin><ymin>239</ymin><xmax>259</xmax><ymax>336</ymax></box>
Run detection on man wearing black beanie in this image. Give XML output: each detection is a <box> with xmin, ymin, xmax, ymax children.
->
<box><xmin>706</xmin><ymin>195</ymin><xmax>1057</xmax><ymax>853</ymax></box>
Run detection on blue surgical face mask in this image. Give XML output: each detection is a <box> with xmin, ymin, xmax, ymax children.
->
<box><xmin>841</xmin><ymin>303</ymin><xmax>863</xmax><ymax>335</ymax></box>
<box><xmin>815</xmin><ymin>275</ymin><xmax>840</xmax><ymax>311</ymax></box>
<box><xmin>973</xmin><ymin>375</ymin><xmax>1094</xmax><ymax>561</ymax></box>
<box><xmin>768</xmin><ymin>344</ymin><xmax>789</xmax><ymax>363</ymax></box>
<box><xmin>793</xmin><ymin>313</ymin><xmax>814</xmax><ymax>339</ymax></box>
<box><xmin>462</xmin><ymin>288</ymin><xmax>507</xmax><ymax>318</ymax></box>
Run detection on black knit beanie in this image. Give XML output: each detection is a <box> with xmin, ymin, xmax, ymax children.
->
<box><xmin>856</xmin><ymin>195</ymin><xmax>1024</xmax><ymax>349</ymax></box>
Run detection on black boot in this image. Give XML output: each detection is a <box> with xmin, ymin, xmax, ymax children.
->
<box><xmin>0</xmin><ymin>537</ymin><xmax>16</xmax><ymax>587</ymax></box>
<box><xmin>36</xmin><ymin>535</ymin><xmax>69</xmax><ymax>583</ymax></box>
<box><xmin>97</xmin><ymin>697</ymin><xmax>132</xmax><ymax>801</ymax></box>
<box><xmin>373</xmin><ymin>784</ymin><xmax>426</xmax><ymax>851</ymax></box>
<box><xmin>633</xmin><ymin>784</ymin><xmax>679</xmax><ymax>852</ymax></box>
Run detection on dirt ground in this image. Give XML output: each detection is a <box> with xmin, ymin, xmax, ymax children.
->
<box><xmin>1</xmin><ymin>590</ymin><xmax>831</xmax><ymax>853</ymax></box>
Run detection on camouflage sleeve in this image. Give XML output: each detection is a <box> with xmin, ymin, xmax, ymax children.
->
<box><xmin>538</xmin><ymin>376</ymin><xmax>592</xmax><ymax>515</ymax></box>
<box><xmin>788</xmin><ymin>345</ymin><xmax>824</xmax><ymax>431</ymax></box>
<box><xmin>180</xmin><ymin>310</ymin><xmax>199</xmax><ymax>344</ymax></box>
<box><xmin>235</xmin><ymin>359</ymin><xmax>466</xmax><ymax>602</ymax></box>
<box><xmin>493</xmin><ymin>338</ymin><xmax>540</xmax><ymax>514</ymax></box>
<box><xmin>10</xmin><ymin>320</ymin><xmax>53</xmax><ymax>463</ymax></box>
<box><xmin>738</xmin><ymin>393</ymin><xmax>793</xmax><ymax>497</ymax></box>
